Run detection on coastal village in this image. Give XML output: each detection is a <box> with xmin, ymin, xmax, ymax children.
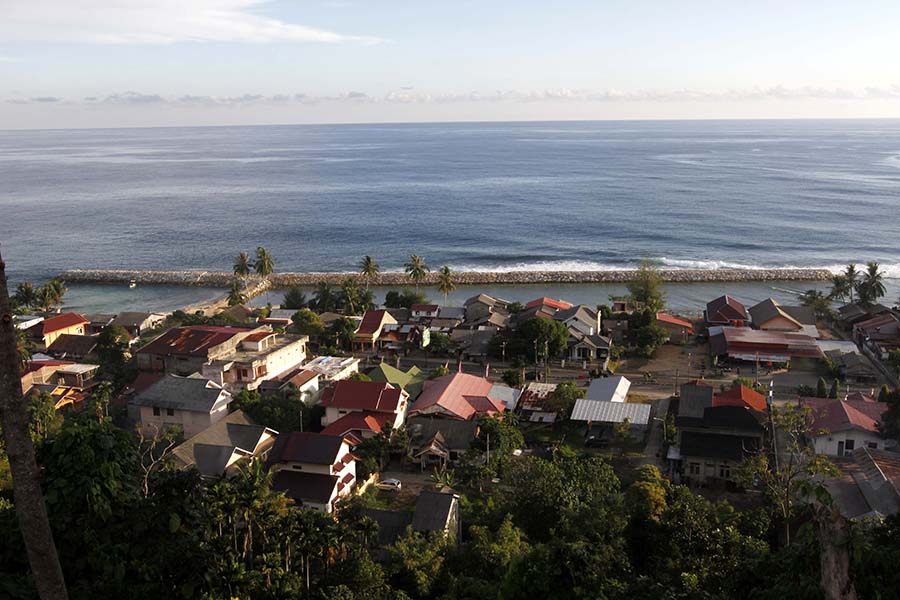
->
<box><xmin>5</xmin><ymin>253</ymin><xmax>900</xmax><ymax>598</ymax></box>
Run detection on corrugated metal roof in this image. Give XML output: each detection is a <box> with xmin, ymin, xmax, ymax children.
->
<box><xmin>586</xmin><ymin>376</ymin><xmax>631</xmax><ymax>403</ymax></box>
<box><xmin>570</xmin><ymin>399</ymin><xmax>650</xmax><ymax>424</ymax></box>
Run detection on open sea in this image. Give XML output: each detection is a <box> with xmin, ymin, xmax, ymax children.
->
<box><xmin>1</xmin><ymin>119</ymin><xmax>899</xmax><ymax>313</ymax></box>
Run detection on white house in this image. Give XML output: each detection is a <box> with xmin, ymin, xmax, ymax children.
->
<box><xmin>268</xmin><ymin>432</ymin><xmax>357</xmax><ymax>512</ymax></box>
<box><xmin>802</xmin><ymin>395</ymin><xmax>892</xmax><ymax>457</ymax></box>
<box><xmin>201</xmin><ymin>331</ymin><xmax>308</xmax><ymax>393</ymax></box>
<box><xmin>129</xmin><ymin>374</ymin><xmax>232</xmax><ymax>438</ymax></box>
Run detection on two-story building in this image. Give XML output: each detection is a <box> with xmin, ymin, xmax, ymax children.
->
<box><xmin>129</xmin><ymin>374</ymin><xmax>233</xmax><ymax>438</ymax></box>
<box><xmin>171</xmin><ymin>410</ymin><xmax>278</xmax><ymax>478</ymax></box>
<box><xmin>268</xmin><ymin>432</ymin><xmax>357</xmax><ymax>512</ymax></box>
<box><xmin>27</xmin><ymin>313</ymin><xmax>89</xmax><ymax>349</ymax></box>
<box><xmin>136</xmin><ymin>325</ymin><xmax>275</xmax><ymax>376</ymax></box>
<box><xmin>801</xmin><ymin>395</ymin><xmax>892</xmax><ymax>457</ymax></box>
<box><xmin>319</xmin><ymin>380</ymin><xmax>408</xmax><ymax>439</ymax></box>
<box><xmin>200</xmin><ymin>330</ymin><xmax>308</xmax><ymax>392</ymax></box>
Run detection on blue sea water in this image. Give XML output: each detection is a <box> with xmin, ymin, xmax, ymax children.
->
<box><xmin>1</xmin><ymin>119</ymin><xmax>899</xmax><ymax>312</ymax></box>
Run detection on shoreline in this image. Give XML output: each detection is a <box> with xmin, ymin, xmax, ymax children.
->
<box><xmin>60</xmin><ymin>267</ymin><xmax>834</xmax><ymax>288</ymax></box>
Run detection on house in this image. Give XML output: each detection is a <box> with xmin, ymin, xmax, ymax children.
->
<box><xmin>410</xmin><ymin>304</ymin><xmax>440</xmax><ymax>319</ymax></box>
<box><xmin>449</xmin><ymin>329</ymin><xmax>496</xmax><ymax>359</ymax></box>
<box><xmin>677</xmin><ymin>380</ymin><xmax>715</xmax><ymax>418</ymax></box>
<box><xmin>378</xmin><ymin>323</ymin><xmax>430</xmax><ymax>351</ymax></box>
<box><xmin>800</xmin><ymin>396</ymin><xmax>891</xmax><ymax>457</ymax></box>
<box><xmin>705</xmin><ymin>295</ymin><xmax>749</xmax><ymax>327</ymax></box>
<box><xmin>409</xmin><ymin>372</ymin><xmax>518</xmax><ymax>420</ymax></box>
<box><xmin>136</xmin><ymin>325</ymin><xmax>266</xmax><ymax>375</ymax></box>
<box><xmin>603</xmin><ymin>314</ymin><xmax>630</xmax><ymax>344</ymax></box>
<box><xmin>570</xmin><ymin>396</ymin><xmax>652</xmax><ymax>443</ymax></box>
<box><xmin>823</xmin><ymin>349</ymin><xmax>879</xmax><ymax>383</ymax></box>
<box><xmin>268</xmin><ymin>432</ymin><xmax>356</xmax><ymax>512</ymax></box>
<box><xmin>216</xmin><ymin>304</ymin><xmax>257</xmax><ymax>324</ymax></box>
<box><xmin>516</xmin><ymin>382</ymin><xmax>559</xmax><ymax>423</ymax></box>
<box><xmin>129</xmin><ymin>374</ymin><xmax>233</xmax><ymax>438</ymax></box>
<box><xmin>13</xmin><ymin>315</ymin><xmax>43</xmax><ymax>331</ymax></box>
<box><xmin>407</xmin><ymin>417</ymin><xmax>480</xmax><ymax>469</ymax></box>
<box><xmin>47</xmin><ymin>334</ymin><xmax>99</xmax><ymax>361</ymax></box>
<box><xmin>259</xmin><ymin>309</ymin><xmax>295</xmax><ymax>328</ymax></box>
<box><xmin>83</xmin><ymin>313</ymin><xmax>115</xmax><ymax>335</ymax></box>
<box><xmin>838</xmin><ymin>303</ymin><xmax>892</xmax><ymax>326</ymax></box>
<box><xmin>367</xmin><ymin>363</ymin><xmax>427</xmax><ymax>400</ymax></box>
<box><xmin>586</xmin><ymin>376</ymin><xmax>631</xmax><ymax>403</ymax></box>
<box><xmin>566</xmin><ymin>331</ymin><xmax>611</xmax><ymax>367</ymax></box>
<box><xmin>257</xmin><ymin>368</ymin><xmax>321</xmax><ymax>402</ymax></box>
<box><xmin>525</xmin><ymin>297</ymin><xmax>573</xmax><ymax>312</ymax></box>
<box><xmin>853</xmin><ymin>312</ymin><xmax>900</xmax><ymax>360</ymax></box>
<box><xmin>27</xmin><ymin>312</ymin><xmax>89</xmax><ymax>348</ymax></box>
<box><xmin>319</xmin><ymin>380</ymin><xmax>408</xmax><ymax>436</ymax></box>
<box><xmin>656</xmin><ymin>313</ymin><xmax>694</xmax><ymax>343</ymax></box>
<box><xmin>20</xmin><ymin>359</ymin><xmax>99</xmax><ymax>394</ymax></box>
<box><xmin>171</xmin><ymin>410</ymin><xmax>278</xmax><ymax>478</ymax></box>
<box><xmin>353</xmin><ymin>309</ymin><xmax>398</xmax><ymax>351</ymax></box>
<box><xmin>709</xmin><ymin>326</ymin><xmax>822</xmax><ymax>365</ymax></box>
<box><xmin>361</xmin><ymin>490</ymin><xmax>461</xmax><ymax>553</ymax></box>
<box><xmin>200</xmin><ymin>331</ymin><xmax>309</xmax><ymax>392</ymax></box>
<box><xmin>675</xmin><ymin>405</ymin><xmax>767</xmax><ymax>486</ymax></box>
<box><xmin>437</xmin><ymin>306</ymin><xmax>466</xmax><ymax>321</ymax></box>
<box><xmin>553</xmin><ymin>304</ymin><xmax>601</xmax><ymax>336</ymax></box>
<box><xmin>463</xmin><ymin>294</ymin><xmax>510</xmax><ymax>323</ymax></box>
<box><xmin>827</xmin><ymin>447</ymin><xmax>900</xmax><ymax>520</ymax></box>
<box><xmin>714</xmin><ymin>384</ymin><xmax>768</xmax><ymax>412</ymax></box>
<box><xmin>303</xmin><ymin>355</ymin><xmax>361</xmax><ymax>381</ymax></box>
<box><xmin>109</xmin><ymin>311</ymin><xmax>166</xmax><ymax>338</ymax></box>
<box><xmin>748</xmin><ymin>298</ymin><xmax>818</xmax><ymax>336</ymax></box>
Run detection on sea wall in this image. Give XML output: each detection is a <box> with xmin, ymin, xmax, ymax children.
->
<box><xmin>60</xmin><ymin>267</ymin><xmax>833</xmax><ymax>287</ymax></box>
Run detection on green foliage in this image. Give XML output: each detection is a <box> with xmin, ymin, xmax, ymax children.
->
<box><xmin>507</xmin><ymin>301</ymin><xmax>524</xmax><ymax>314</ymax></box>
<box><xmin>226</xmin><ymin>279</ymin><xmax>246</xmax><ymax>306</ymax></box>
<box><xmin>292</xmin><ymin>308</ymin><xmax>325</xmax><ymax>337</ymax></box>
<box><xmin>28</xmin><ymin>391</ymin><xmax>64</xmax><ymax>444</ymax></box>
<box><xmin>626</xmin><ymin>259</ymin><xmax>666</xmax><ymax>313</ymax></box>
<box><xmin>347</xmin><ymin>371</ymin><xmax>372</xmax><ymax>382</ymax></box>
<box><xmin>473</xmin><ymin>413</ymin><xmax>524</xmax><ymax>474</ymax></box>
<box><xmin>96</xmin><ymin>323</ymin><xmax>131</xmax><ymax>384</ymax></box>
<box><xmin>329</xmin><ymin>317</ymin><xmax>357</xmax><ymax>350</ymax></box>
<box><xmin>281</xmin><ymin>286</ymin><xmax>308</xmax><ymax>309</ymax></box>
<box><xmin>799</xmin><ymin>289</ymin><xmax>832</xmax><ymax>320</ymax></box>
<box><xmin>501</xmin><ymin>368</ymin><xmax>523</xmax><ymax>387</ymax></box>
<box><xmin>816</xmin><ymin>377</ymin><xmax>828</xmax><ymax>398</ymax></box>
<box><xmin>544</xmin><ymin>380</ymin><xmax>585</xmax><ymax>420</ymax></box>
<box><xmin>387</xmin><ymin>528</ymin><xmax>447</xmax><ymax>597</ymax></box>
<box><xmin>856</xmin><ymin>261</ymin><xmax>886</xmax><ymax>305</ymax></box>
<box><xmin>427</xmin><ymin>331</ymin><xmax>451</xmax><ymax>355</ymax></box>
<box><xmin>384</xmin><ymin>289</ymin><xmax>428</xmax><ymax>309</ymax></box>
<box><xmin>510</xmin><ymin>316</ymin><xmax>569</xmax><ymax>359</ymax></box>
<box><xmin>403</xmin><ymin>255</ymin><xmax>430</xmax><ymax>289</ymax></box>
<box><xmin>428</xmin><ymin>365</ymin><xmax>450</xmax><ymax>379</ymax></box>
<box><xmin>733</xmin><ymin>377</ymin><xmax>763</xmax><ymax>392</ymax></box>
<box><xmin>828</xmin><ymin>378</ymin><xmax>840</xmax><ymax>399</ymax></box>
<box><xmin>627</xmin><ymin>309</ymin><xmax>668</xmax><ymax>357</ymax></box>
<box><xmin>231</xmin><ymin>388</ymin><xmax>308</xmax><ymax>433</ymax></box>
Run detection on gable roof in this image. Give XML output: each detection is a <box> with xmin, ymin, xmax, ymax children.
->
<box><xmin>801</xmin><ymin>397</ymin><xmax>887</xmax><ymax>435</ymax></box>
<box><xmin>355</xmin><ymin>309</ymin><xmax>396</xmax><ymax>336</ymax></box>
<box><xmin>137</xmin><ymin>326</ymin><xmax>246</xmax><ymax>357</ymax></box>
<box><xmin>411</xmin><ymin>491</ymin><xmax>457</xmax><ymax>532</ymax></box>
<box><xmin>268</xmin><ymin>431</ymin><xmax>346</xmax><ymax>465</ymax></box>
<box><xmin>41</xmin><ymin>313</ymin><xmax>88</xmax><ymax>336</ymax></box>
<box><xmin>714</xmin><ymin>385</ymin><xmax>768</xmax><ymax>412</ymax></box>
<box><xmin>570</xmin><ymin>398</ymin><xmax>651</xmax><ymax>425</ymax></box>
<box><xmin>706</xmin><ymin>295</ymin><xmax>749</xmax><ymax>323</ymax></box>
<box><xmin>554</xmin><ymin>304</ymin><xmax>598</xmax><ymax>324</ymax></box>
<box><xmin>131</xmin><ymin>374</ymin><xmax>229</xmax><ymax>413</ymax></box>
<box><xmin>525</xmin><ymin>297</ymin><xmax>573</xmax><ymax>311</ymax></box>
<box><xmin>172</xmin><ymin>410</ymin><xmax>275</xmax><ymax>477</ymax></box>
<box><xmin>828</xmin><ymin>447</ymin><xmax>900</xmax><ymax>519</ymax></box>
<box><xmin>367</xmin><ymin>363</ymin><xmax>427</xmax><ymax>399</ymax></box>
<box><xmin>410</xmin><ymin>304</ymin><xmax>439</xmax><ymax>313</ymax></box>
<box><xmin>679</xmin><ymin>381</ymin><xmax>715</xmax><ymax>418</ymax></box>
<box><xmin>320</xmin><ymin>380</ymin><xmax>404</xmax><ymax>413</ymax></box>
<box><xmin>410</xmin><ymin>372</ymin><xmax>506</xmax><ymax>420</ymax></box>
<box><xmin>680</xmin><ymin>431</ymin><xmax>760</xmax><ymax>461</ymax></box>
<box><xmin>407</xmin><ymin>416</ymin><xmax>479</xmax><ymax>450</ymax></box>
<box><xmin>321</xmin><ymin>411</ymin><xmax>394</xmax><ymax>437</ymax></box>
<box><xmin>657</xmin><ymin>312</ymin><xmax>694</xmax><ymax>332</ymax></box>
<box><xmin>47</xmin><ymin>334</ymin><xmax>98</xmax><ymax>357</ymax></box>
<box><xmin>272</xmin><ymin>471</ymin><xmax>339</xmax><ymax>505</ymax></box>
<box><xmin>586</xmin><ymin>376</ymin><xmax>631</xmax><ymax>403</ymax></box>
<box><xmin>110</xmin><ymin>311</ymin><xmax>159</xmax><ymax>329</ymax></box>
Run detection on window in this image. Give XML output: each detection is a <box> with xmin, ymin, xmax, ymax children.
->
<box><xmin>719</xmin><ymin>465</ymin><xmax>731</xmax><ymax>479</ymax></box>
<box><xmin>291</xmin><ymin>464</ymin><xmax>303</xmax><ymax>470</ymax></box>
<box><xmin>868</xmin><ymin>442</ymin><xmax>878</xmax><ymax>449</ymax></box>
<box><xmin>845</xmin><ymin>439</ymin><xmax>855</xmax><ymax>454</ymax></box>
<box><xmin>688</xmin><ymin>462</ymin><xmax>700</xmax><ymax>475</ymax></box>
<box><xmin>705</xmin><ymin>463</ymin><xmax>715</xmax><ymax>476</ymax></box>
<box><xmin>152</xmin><ymin>407</ymin><xmax>160</xmax><ymax>416</ymax></box>
<box><xmin>166</xmin><ymin>408</ymin><xmax>175</xmax><ymax>417</ymax></box>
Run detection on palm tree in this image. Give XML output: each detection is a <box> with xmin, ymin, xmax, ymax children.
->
<box><xmin>227</xmin><ymin>280</ymin><xmax>247</xmax><ymax>306</ymax></box>
<box><xmin>254</xmin><ymin>246</ymin><xmax>275</xmax><ymax>303</ymax></box>
<box><xmin>0</xmin><ymin>250</ymin><xmax>69</xmax><ymax>600</ymax></box>
<box><xmin>233</xmin><ymin>252</ymin><xmax>252</xmax><ymax>278</ymax></box>
<box><xmin>437</xmin><ymin>265</ymin><xmax>456</xmax><ymax>306</ymax></box>
<box><xmin>313</xmin><ymin>282</ymin><xmax>337</xmax><ymax>313</ymax></box>
<box><xmin>358</xmin><ymin>256</ymin><xmax>379</xmax><ymax>289</ymax></box>
<box><xmin>43</xmin><ymin>279</ymin><xmax>66</xmax><ymax>312</ymax></box>
<box><xmin>404</xmin><ymin>254</ymin><xmax>429</xmax><ymax>290</ymax></box>
<box><xmin>828</xmin><ymin>274</ymin><xmax>850</xmax><ymax>303</ymax></box>
<box><xmin>799</xmin><ymin>289</ymin><xmax>831</xmax><ymax>320</ymax></box>
<box><xmin>844</xmin><ymin>264</ymin><xmax>859</xmax><ymax>304</ymax></box>
<box><xmin>340</xmin><ymin>278</ymin><xmax>362</xmax><ymax>315</ymax></box>
<box><xmin>37</xmin><ymin>285</ymin><xmax>56</xmax><ymax>313</ymax></box>
<box><xmin>14</xmin><ymin>282</ymin><xmax>37</xmax><ymax>309</ymax></box>
<box><xmin>858</xmin><ymin>261</ymin><xmax>886</xmax><ymax>305</ymax></box>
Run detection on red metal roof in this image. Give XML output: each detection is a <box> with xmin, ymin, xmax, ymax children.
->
<box><xmin>525</xmin><ymin>297</ymin><xmax>573</xmax><ymax>311</ymax></box>
<box><xmin>411</xmin><ymin>372</ymin><xmax>503</xmax><ymax>420</ymax></box>
<box><xmin>319</xmin><ymin>380</ymin><xmax>403</xmax><ymax>412</ymax></box>
<box><xmin>714</xmin><ymin>385</ymin><xmax>768</xmax><ymax>412</ymax></box>
<box><xmin>137</xmin><ymin>326</ymin><xmax>245</xmax><ymax>357</ymax></box>
<box><xmin>41</xmin><ymin>313</ymin><xmax>88</xmax><ymax>335</ymax></box>
<box><xmin>801</xmin><ymin>397</ymin><xmax>887</xmax><ymax>435</ymax></box>
<box><xmin>322</xmin><ymin>411</ymin><xmax>393</xmax><ymax>437</ymax></box>
<box><xmin>356</xmin><ymin>309</ymin><xmax>389</xmax><ymax>336</ymax></box>
<box><xmin>706</xmin><ymin>295</ymin><xmax>749</xmax><ymax>323</ymax></box>
<box><xmin>243</xmin><ymin>331</ymin><xmax>273</xmax><ymax>343</ymax></box>
<box><xmin>411</xmin><ymin>304</ymin><xmax>439</xmax><ymax>312</ymax></box>
<box><xmin>656</xmin><ymin>312</ymin><xmax>694</xmax><ymax>332</ymax></box>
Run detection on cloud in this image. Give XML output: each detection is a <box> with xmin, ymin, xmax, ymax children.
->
<box><xmin>0</xmin><ymin>56</ymin><xmax>23</xmax><ymax>63</ymax></box>
<box><xmin>1</xmin><ymin>0</ymin><xmax>382</xmax><ymax>44</ymax></box>
<box><xmin>7</xmin><ymin>85</ymin><xmax>900</xmax><ymax>109</ymax></box>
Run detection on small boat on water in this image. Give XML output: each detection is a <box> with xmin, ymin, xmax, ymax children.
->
<box><xmin>128</xmin><ymin>280</ymin><xmax>137</xmax><ymax>289</ymax></box>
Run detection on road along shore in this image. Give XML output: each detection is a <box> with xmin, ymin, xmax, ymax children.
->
<box><xmin>61</xmin><ymin>267</ymin><xmax>833</xmax><ymax>288</ymax></box>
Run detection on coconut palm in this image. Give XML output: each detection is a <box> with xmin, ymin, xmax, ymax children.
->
<box><xmin>857</xmin><ymin>261</ymin><xmax>886</xmax><ymax>305</ymax></box>
<box><xmin>404</xmin><ymin>254</ymin><xmax>429</xmax><ymax>290</ymax></box>
<box><xmin>227</xmin><ymin>280</ymin><xmax>247</xmax><ymax>306</ymax></box>
<box><xmin>437</xmin><ymin>265</ymin><xmax>456</xmax><ymax>306</ymax></box>
<box><xmin>254</xmin><ymin>246</ymin><xmax>275</xmax><ymax>303</ymax></box>
<box><xmin>340</xmin><ymin>278</ymin><xmax>362</xmax><ymax>315</ymax></box>
<box><xmin>359</xmin><ymin>255</ymin><xmax>379</xmax><ymax>289</ymax></box>
<box><xmin>313</xmin><ymin>282</ymin><xmax>338</xmax><ymax>313</ymax></box>
<box><xmin>36</xmin><ymin>285</ymin><xmax>56</xmax><ymax>313</ymax></box>
<box><xmin>828</xmin><ymin>274</ymin><xmax>850</xmax><ymax>302</ymax></box>
<box><xmin>844</xmin><ymin>264</ymin><xmax>859</xmax><ymax>303</ymax></box>
<box><xmin>42</xmin><ymin>278</ymin><xmax>66</xmax><ymax>312</ymax></box>
<box><xmin>14</xmin><ymin>282</ymin><xmax>37</xmax><ymax>309</ymax></box>
<box><xmin>233</xmin><ymin>252</ymin><xmax>252</xmax><ymax>278</ymax></box>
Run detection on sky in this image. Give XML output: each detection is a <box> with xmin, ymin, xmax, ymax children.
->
<box><xmin>2</xmin><ymin>0</ymin><xmax>900</xmax><ymax>128</ymax></box>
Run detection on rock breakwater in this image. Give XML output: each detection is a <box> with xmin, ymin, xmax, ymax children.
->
<box><xmin>61</xmin><ymin>267</ymin><xmax>833</xmax><ymax>288</ymax></box>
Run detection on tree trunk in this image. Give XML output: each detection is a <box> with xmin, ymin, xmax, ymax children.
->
<box><xmin>0</xmin><ymin>251</ymin><xmax>69</xmax><ymax>600</ymax></box>
<box><xmin>815</xmin><ymin>506</ymin><xmax>858</xmax><ymax>600</ymax></box>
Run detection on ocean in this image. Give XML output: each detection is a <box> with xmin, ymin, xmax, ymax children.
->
<box><xmin>1</xmin><ymin>119</ymin><xmax>899</xmax><ymax>313</ymax></box>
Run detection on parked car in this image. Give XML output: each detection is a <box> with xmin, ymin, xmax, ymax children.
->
<box><xmin>375</xmin><ymin>478</ymin><xmax>402</xmax><ymax>491</ymax></box>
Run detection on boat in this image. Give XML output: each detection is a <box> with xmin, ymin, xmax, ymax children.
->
<box><xmin>129</xmin><ymin>280</ymin><xmax>137</xmax><ymax>289</ymax></box>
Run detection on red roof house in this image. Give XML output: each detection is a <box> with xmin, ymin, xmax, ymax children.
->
<box><xmin>714</xmin><ymin>385</ymin><xmax>768</xmax><ymax>412</ymax></box>
<box><xmin>525</xmin><ymin>297</ymin><xmax>573</xmax><ymax>312</ymax></box>
<box><xmin>409</xmin><ymin>372</ymin><xmax>507</xmax><ymax>420</ymax></box>
<box><xmin>705</xmin><ymin>295</ymin><xmax>749</xmax><ymax>326</ymax></box>
<box><xmin>320</xmin><ymin>380</ymin><xmax>408</xmax><ymax>432</ymax></box>
<box><xmin>30</xmin><ymin>313</ymin><xmax>88</xmax><ymax>347</ymax></box>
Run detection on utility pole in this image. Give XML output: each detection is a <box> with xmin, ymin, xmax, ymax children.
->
<box><xmin>0</xmin><ymin>248</ymin><xmax>69</xmax><ymax>600</ymax></box>
<box><xmin>501</xmin><ymin>340</ymin><xmax>507</xmax><ymax>364</ymax></box>
<box><xmin>544</xmin><ymin>338</ymin><xmax>550</xmax><ymax>382</ymax></box>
